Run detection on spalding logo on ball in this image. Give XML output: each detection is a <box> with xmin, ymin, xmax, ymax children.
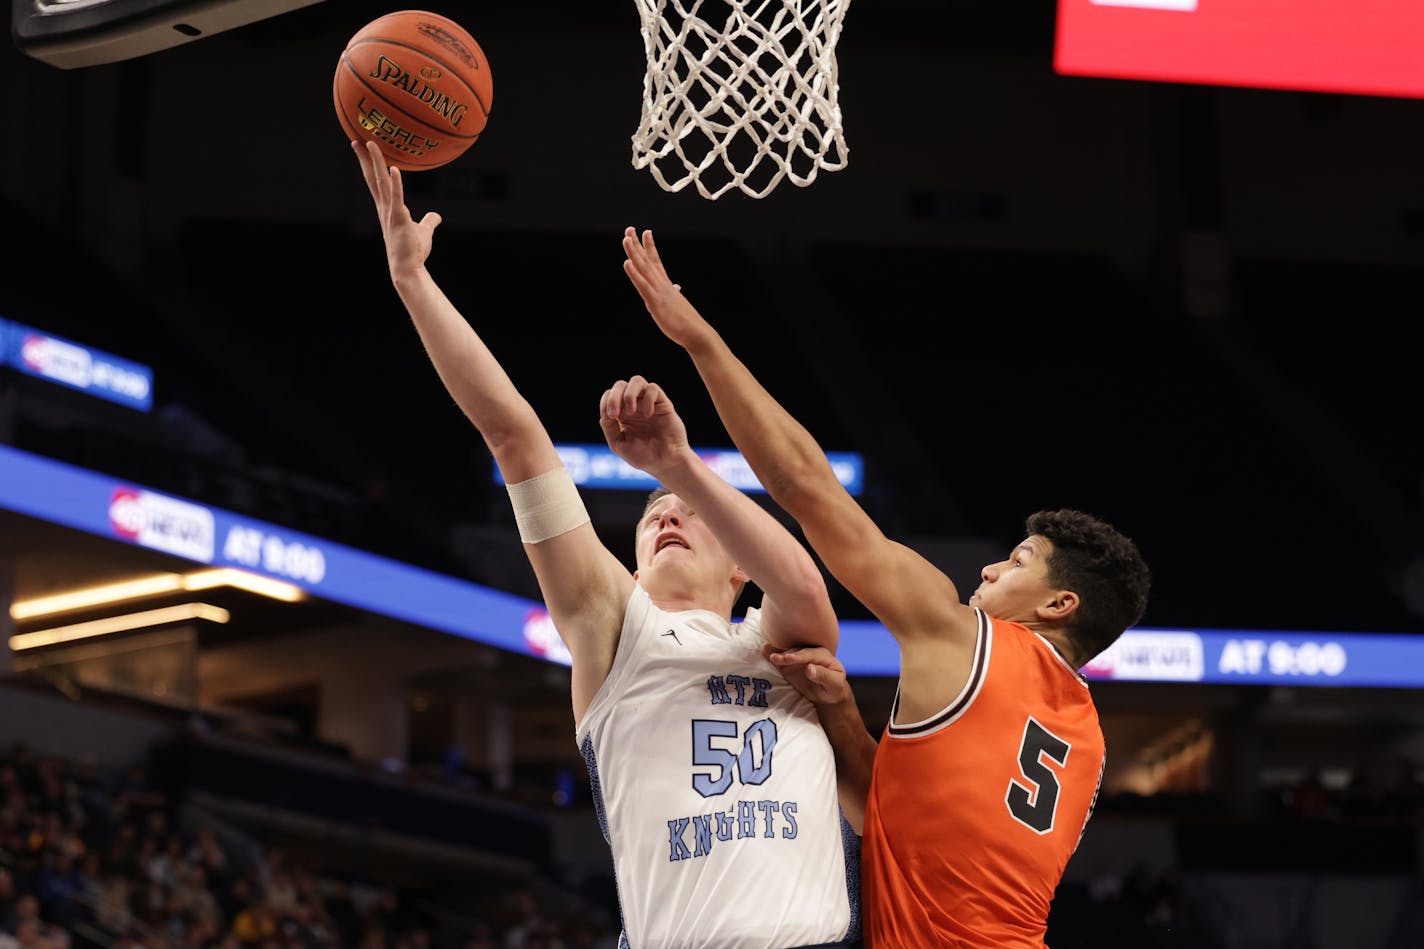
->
<box><xmin>334</xmin><ymin>10</ymin><xmax>492</xmax><ymax>171</ymax></box>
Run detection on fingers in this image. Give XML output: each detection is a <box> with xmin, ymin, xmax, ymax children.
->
<box><xmin>622</xmin><ymin>227</ymin><xmax>663</xmax><ymax>281</ymax></box>
<box><xmin>610</xmin><ymin>376</ymin><xmax>661</xmax><ymax>418</ymax></box>
<box><xmin>765</xmin><ymin>650</ymin><xmax>814</xmax><ymax>669</ymax></box>
<box><xmin>599</xmin><ymin>376</ymin><xmax>673</xmax><ymax>427</ymax></box>
<box><xmin>389</xmin><ymin>162</ymin><xmax>405</xmax><ymax>209</ymax></box>
<box><xmin>600</xmin><ymin>377</ymin><xmax>645</xmax><ymax>422</ymax></box>
<box><xmin>765</xmin><ymin>645</ymin><xmax>836</xmax><ymax>667</ymax></box>
<box><xmin>599</xmin><ymin>380</ymin><xmax>627</xmax><ymax>422</ymax></box>
<box><xmin>623</xmin><ymin>259</ymin><xmax>653</xmax><ymax>300</ymax></box>
<box><xmin>634</xmin><ymin>378</ymin><xmax>664</xmax><ymax>418</ymax></box>
<box><xmin>357</xmin><ymin>140</ymin><xmax>403</xmax><ymax>224</ymax></box>
<box><xmin>596</xmin><ymin>413</ymin><xmax>621</xmax><ymax>448</ymax></box>
<box><xmin>641</xmin><ymin>229</ymin><xmax>663</xmax><ymax>268</ymax></box>
<box><xmin>622</xmin><ymin>227</ymin><xmax>655</xmax><ymax>296</ymax></box>
<box><xmin>353</xmin><ymin>140</ymin><xmax>380</xmax><ymax>201</ymax></box>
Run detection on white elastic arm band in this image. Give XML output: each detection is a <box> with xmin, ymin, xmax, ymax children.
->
<box><xmin>506</xmin><ymin>468</ymin><xmax>591</xmax><ymax>544</ymax></box>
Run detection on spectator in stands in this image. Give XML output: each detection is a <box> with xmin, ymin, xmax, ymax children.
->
<box><xmin>103</xmin><ymin>821</ymin><xmax>142</xmax><ymax>882</ymax></box>
<box><xmin>461</xmin><ymin>922</ymin><xmax>499</xmax><ymax>949</ymax></box>
<box><xmin>171</xmin><ymin>862</ymin><xmax>223</xmax><ymax>933</ymax></box>
<box><xmin>0</xmin><ymin>919</ymin><xmax>42</xmax><ymax>949</ymax></box>
<box><xmin>151</xmin><ymin>834</ymin><xmax>189</xmax><ymax>891</ymax></box>
<box><xmin>280</xmin><ymin>896</ymin><xmax>336</xmax><ymax>948</ymax></box>
<box><xmin>68</xmin><ymin>756</ymin><xmax>107</xmax><ymax>831</ymax></box>
<box><xmin>259</xmin><ymin>864</ymin><xmax>298</xmax><ymax>917</ymax></box>
<box><xmin>185</xmin><ymin>826</ymin><xmax>232</xmax><ymax>902</ymax></box>
<box><xmin>352</xmin><ymin>141</ymin><xmax>860</xmax><ymax>948</ymax></box>
<box><xmin>30</xmin><ymin>758</ymin><xmax>81</xmax><ymax>832</ymax></box>
<box><xmin>89</xmin><ymin>859</ymin><xmax>134</xmax><ymax>937</ymax></box>
<box><xmin>319</xmin><ymin>879</ymin><xmax>359</xmax><ymax>945</ymax></box>
<box><xmin>34</xmin><ymin>849</ymin><xmax>85</xmax><ymax>926</ymax></box>
<box><xmin>501</xmin><ymin>887</ymin><xmax>550</xmax><ymax>949</ymax></box>
<box><xmin>1</xmin><ymin>895</ymin><xmax>68</xmax><ymax>949</ymax></box>
<box><xmin>230</xmin><ymin>897</ymin><xmax>279</xmax><ymax>945</ymax></box>
<box><xmin>0</xmin><ymin>869</ymin><xmax>16</xmax><ymax>930</ymax></box>
<box><xmin>108</xmin><ymin>762</ymin><xmax>166</xmax><ymax>828</ymax></box>
<box><xmin>0</xmin><ymin>809</ymin><xmax>23</xmax><ymax>875</ymax></box>
<box><xmin>0</xmin><ymin>765</ymin><xmax>20</xmax><ymax>809</ymax></box>
<box><xmin>2</xmin><ymin>740</ymin><xmax>621</xmax><ymax>949</ymax></box>
<box><xmin>1284</xmin><ymin>765</ymin><xmax>1338</xmax><ymax>822</ymax></box>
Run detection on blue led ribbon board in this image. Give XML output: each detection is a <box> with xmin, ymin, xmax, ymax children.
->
<box><xmin>0</xmin><ymin>318</ymin><xmax>153</xmax><ymax>411</ymax></box>
<box><xmin>3</xmin><ymin>443</ymin><xmax>1418</xmax><ymax>686</ymax></box>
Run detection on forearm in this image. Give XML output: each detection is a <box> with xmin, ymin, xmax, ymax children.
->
<box><xmin>650</xmin><ymin>449</ymin><xmax>824</xmax><ymax>602</ymax></box>
<box><xmin>817</xmin><ymin>696</ymin><xmax>877</xmax><ymax>829</ymax></box>
<box><xmin>681</xmin><ymin>327</ymin><xmax>837</xmax><ymax>512</ymax></box>
<box><xmin>392</xmin><ymin>266</ymin><xmax>559</xmax><ymax>479</ymax></box>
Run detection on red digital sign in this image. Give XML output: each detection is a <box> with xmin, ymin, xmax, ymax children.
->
<box><xmin>1054</xmin><ymin>0</ymin><xmax>1424</xmax><ymax>99</ymax></box>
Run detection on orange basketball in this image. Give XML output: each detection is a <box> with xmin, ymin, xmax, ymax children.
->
<box><xmin>333</xmin><ymin>10</ymin><xmax>493</xmax><ymax>171</ymax></box>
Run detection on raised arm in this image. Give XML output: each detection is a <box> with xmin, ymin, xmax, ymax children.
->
<box><xmin>599</xmin><ymin>375</ymin><xmax>838</xmax><ymax>652</ymax></box>
<box><xmin>356</xmin><ymin>140</ymin><xmax>632</xmax><ymax>721</ymax></box>
<box><xmin>620</xmin><ymin>227</ymin><xmax>970</xmax><ymax>651</ymax></box>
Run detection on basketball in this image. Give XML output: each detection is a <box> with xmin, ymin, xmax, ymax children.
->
<box><xmin>333</xmin><ymin>10</ymin><xmax>493</xmax><ymax>171</ymax></box>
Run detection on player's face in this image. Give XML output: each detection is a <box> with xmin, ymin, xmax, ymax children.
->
<box><xmin>968</xmin><ymin>535</ymin><xmax>1058</xmax><ymax>623</ymax></box>
<box><xmin>633</xmin><ymin>493</ymin><xmax>737</xmax><ymax>587</ymax></box>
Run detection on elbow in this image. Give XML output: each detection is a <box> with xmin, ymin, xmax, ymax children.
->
<box><xmin>789</xmin><ymin>557</ymin><xmax>831</xmax><ymax>604</ymax></box>
<box><xmin>482</xmin><ymin>397</ymin><xmax>540</xmax><ymax>446</ymax></box>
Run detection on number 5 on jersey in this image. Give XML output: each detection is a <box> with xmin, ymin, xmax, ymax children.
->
<box><xmin>1006</xmin><ymin>717</ymin><xmax>1071</xmax><ymax>833</ymax></box>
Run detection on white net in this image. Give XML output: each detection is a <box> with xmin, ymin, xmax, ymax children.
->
<box><xmin>631</xmin><ymin>0</ymin><xmax>852</xmax><ymax>200</ymax></box>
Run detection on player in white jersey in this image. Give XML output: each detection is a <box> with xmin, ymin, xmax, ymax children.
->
<box><xmin>353</xmin><ymin>142</ymin><xmax>860</xmax><ymax>948</ymax></box>
<box><xmin>579</xmin><ymin>556</ymin><xmax>857</xmax><ymax>948</ymax></box>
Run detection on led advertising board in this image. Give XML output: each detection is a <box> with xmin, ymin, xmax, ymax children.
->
<box><xmin>1055</xmin><ymin>0</ymin><xmax>1424</xmax><ymax>99</ymax></box>
<box><xmin>4</xmin><ymin>444</ymin><xmax>1419</xmax><ymax>685</ymax></box>
<box><xmin>0</xmin><ymin>318</ymin><xmax>154</xmax><ymax>411</ymax></box>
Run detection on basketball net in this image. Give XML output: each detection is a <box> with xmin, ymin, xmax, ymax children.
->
<box><xmin>631</xmin><ymin>0</ymin><xmax>851</xmax><ymax>200</ymax></box>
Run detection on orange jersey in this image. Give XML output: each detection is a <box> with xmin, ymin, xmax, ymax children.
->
<box><xmin>862</xmin><ymin>609</ymin><xmax>1105</xmax><ymax>948</ymax></box>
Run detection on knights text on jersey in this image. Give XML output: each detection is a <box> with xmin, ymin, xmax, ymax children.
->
<box><xmin>576</xmin><ymin>584</ymin><xmax>857</xmax><ymax>949</ymax></box>
<box><xmin>862</xmin><ymin>609</ymin><xmax>1105</xmax><ymax>948</ymax></box>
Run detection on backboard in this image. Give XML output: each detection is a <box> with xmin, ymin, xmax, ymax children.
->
<box><xmin>12</xmin><ymin>0</ymin><xmax>327</xmax><ymax>69</ymax></box>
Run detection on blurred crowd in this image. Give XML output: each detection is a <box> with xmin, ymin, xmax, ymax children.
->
<box><xmin>0</xmin><ymin>742</ymin><xmax>616</xmax><ymax>949</ymax></box>
<box><xmin>3</xmin><ymin>732</ymin><xmax>1420</xmax><ymax>949</ymax></box>
<box><xmin>1278</xmin><ymin>755</ymin><xmax>1424</xmax><ymax>825</ymax></box>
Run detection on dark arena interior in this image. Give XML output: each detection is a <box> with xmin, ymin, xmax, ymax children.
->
<box><xmin>1</xmin><ymin>1</ymin><xmax>1422</xmax><ymax>946</ymax></box>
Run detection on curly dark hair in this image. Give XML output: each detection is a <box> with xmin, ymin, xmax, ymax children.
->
<box><xmin>1026</xmin><ymin>509</ymin><xmax>1150</xmax><ymax>664</ymax></box>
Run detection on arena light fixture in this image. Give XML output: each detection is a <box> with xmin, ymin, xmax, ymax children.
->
<box><xmin>9</xmin><ymin>602</ymin><xmax>231</xmax><ymax>652</ymax></box>
<box><xmin>10</xmin><ymin>568</ymin><xmax>304</xmax><ymax>620</ymax></box>
<box><xmin>182</xmin><ymin>568</ymin><xmax>305</xmax><ymax>602</ymax></box>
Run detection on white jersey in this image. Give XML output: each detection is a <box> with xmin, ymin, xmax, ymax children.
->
<box><xmin>576</xmin><ymin>584</ymin><xmax>858</xmax><ymax>949</ymax></box>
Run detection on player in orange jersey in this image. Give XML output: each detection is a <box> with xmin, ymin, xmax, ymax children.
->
<box><xmin>621</xmin><ymin>226</ymin><xmax>1151</xmax><ymax>948</ymax></box>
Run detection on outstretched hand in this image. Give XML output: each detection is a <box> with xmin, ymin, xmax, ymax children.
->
<box><xmin>353</xmin><ymin>140</ymin><xmax>442</xmax><ymax>279</ymax></box>
<box><xmin>598</xmin><ymin>375</ymin><xmax>691</xmax><ymax>480</ymax></box>
<box><xmin>761</xmin><ymin>644</ymin><xmax>853</xmax><ymax>707</ymax></box>
<box><xmin>621</xmin><ymin>227</ymin><xmax>713</xmax><ymax>348</ymax></box>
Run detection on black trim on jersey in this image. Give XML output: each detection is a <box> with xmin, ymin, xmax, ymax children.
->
<box><xmin>1072</xmin><ymin>748</ymin><xmax>1108</xmax><ymax>855</ymax></box>
<box><xmin>887</xmin><ymin>608</ymin><xmax>990</xmax><ymax>737</ymax></box>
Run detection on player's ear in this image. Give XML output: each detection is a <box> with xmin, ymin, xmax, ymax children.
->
<box><xmin>1038</xmin><ymin>590</ymin><xmax>1079</xmax><ymax>623</ymax></box>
